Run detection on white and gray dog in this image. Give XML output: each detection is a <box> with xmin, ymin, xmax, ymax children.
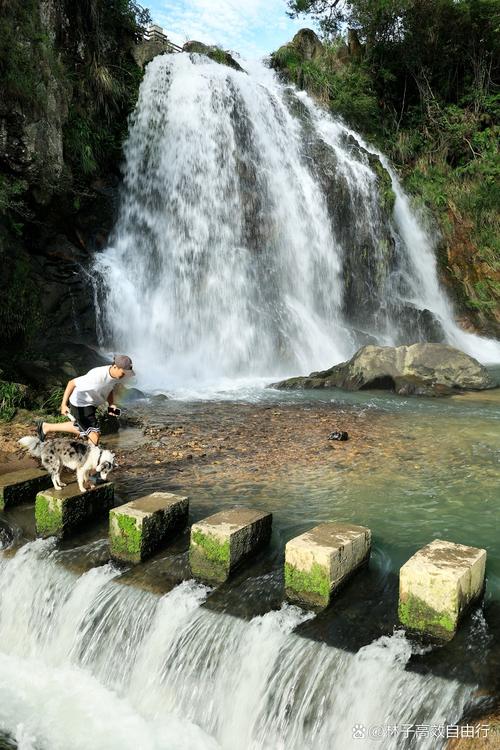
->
<box><xmin>19</xmin><ymin>437</ymin><xmax>117</xmax><ymax>493</ymax></box>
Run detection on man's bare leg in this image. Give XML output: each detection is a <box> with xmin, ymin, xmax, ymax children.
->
<box><xmin>41</xmin><ymin>422</ymin><xmax>80</xmax><ymax>437</ymax></box>
<box><xmin>41</xmin><ymin>422</ymin><xmax>100</xmax><ymax>445</ymax></box>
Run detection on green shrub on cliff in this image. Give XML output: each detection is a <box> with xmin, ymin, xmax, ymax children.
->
<box><xmin>0</xmin><ymin>379</ymin><xmax>28</xmax><ymax>422</ymax></box>
<box><xmin>61</xmin><ymin>0</ymin><xmax>150</xmax><ymax>180</ymax></box>
<box><xmin>278</xmin><ymin>0</ymin><xmax>500</xmax><ymax>334</ymax></box>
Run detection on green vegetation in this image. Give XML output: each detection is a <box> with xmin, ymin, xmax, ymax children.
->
<box><xmin>0</xmin><ymin>378</ymin><xmax>27</xmax><ymax>422</ymax></box>
<box><xmin>35</xmin><ymin>495</ymin><xmax>63</xmax><ymax>537</ymax></box>
<box><xmin>284</xmin><ymin>561</ymin><xmax>331</xmax><ymax>604</ymax></box>
<box><xmin>0</xmin><ymin>250</ymin><xmax>42</xmax><ymax>345</ymax></box>
<box><xmin>278</xmin><ymin>0</ymin><xmax>500</xmax><ymax>333</ymax></box>
<box><xmin>110</xmin><ymin>512</ymin><xmax>143</xmax><ymax>559</ymax></box>
<box><xmin>192</xmin><ymin>529</ymin><xmax>231</xmax><ymax>565</ymax></box>
<box><xmin>190</xmin><ymin>529</ymin><xmax>231</xmax><ymax>581</ymax></box>
<box><xmin>61</xmin><ymin>1</ymin><xmax>149</xmax><ymax>180</ymax></box>
<box><xmin>0</xmin><ymin>0</ymin><xmax>150</xmax><ymax>352</ymax></box>
<box><xmin>399</xmin><ymin>594</ymin><xmax>456</xmax><ymax>639</ymax></box>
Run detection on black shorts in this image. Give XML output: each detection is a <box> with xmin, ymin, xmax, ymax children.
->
<box><xmin>69</xmin><ymin>404</ymin><xmax>100</xmax><ymax>437</ymax></box>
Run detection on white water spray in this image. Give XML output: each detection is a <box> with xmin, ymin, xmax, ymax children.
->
<box><xmin>0</xmin><ymin>542</ymin><xmax>473</xmax><ymax>749</ymax></box>
<box><xmin>95</xmin><ymin>53</ymin><xmax>500</xmax><ymax>392</ymax></box>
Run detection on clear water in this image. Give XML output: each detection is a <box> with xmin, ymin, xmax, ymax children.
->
<box><xmin>1</xmin><ymin>382</ymin><xmax>499</xmax><ymax>749</ymax></box>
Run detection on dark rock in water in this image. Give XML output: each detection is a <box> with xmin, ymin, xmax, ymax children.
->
<box><xmin>328</xmin><ymin>431</ymin><xmax>349</xmax><ymax>441</ymax></box>
<box><xmin>183</xmin><ymin>41</ymin><xmax>244</xmax><ymax>72</ymax></box>
<box><xmin>270</xmin><ymin>344</ymin><xmax>497</xmax><ymax>397</ymax></box>
<box><xmin>150</xmin><ymin>393</ymin><xmax>169</xmax><ymax>403</ymax></box>
<box><xmin>118</xmin><ymin>387</ymin><xmax>146</xmax><ymax>403</ymax></box>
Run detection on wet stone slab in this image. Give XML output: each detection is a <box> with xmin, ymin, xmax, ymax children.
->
<box><xmin>398</xmin><ymin>538</ymin><xmax>487</xmax><ymax>640</ymax></box>
<box><xmin>189</xmin><ymin>507</ymin><xmax>273</xmax><ymax>583</ymax></box>
<box><xmin>35</xmin><ymin>482</ymin><xmax>114</xmax><ymax>538</ymax></box>
<box><xmin>0</xmin><ymin>468</ymin><xmax>53</xmax><ymax>510</ymax></box>
<box><xmin>109</xmin><ymin>492</ymin><xmax>189</xmax><ymax>564</ymax></box>
<box><xmin>285</xmin><ymin>522</ymin><xmax>372</xmax><ymax>610</ymax></box>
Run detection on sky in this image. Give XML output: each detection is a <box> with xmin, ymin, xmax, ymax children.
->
<box><xmin>145</xmin><ymin>0</ymin><xmax>308</xmax><ymax>59</ymax></box>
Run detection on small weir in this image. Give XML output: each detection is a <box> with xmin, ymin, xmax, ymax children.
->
<box><xmin>0</xmin><ymin>467</ymin><xmax>490</xmax><ymax>640</ymax></box>
<box><xmin>0</xmin><ymin>459</ymin><xmax>497</xmax><ymax>747</ymax></box>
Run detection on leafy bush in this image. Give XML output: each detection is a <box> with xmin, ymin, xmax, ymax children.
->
<box><xmin>0</xmin><ymin>380</ymin><xmax>27</xmax><ymax>422</ymax></box>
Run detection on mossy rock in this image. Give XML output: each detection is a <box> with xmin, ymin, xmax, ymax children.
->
<box><xmin>183</xmin><ymin>41</ymin><xmax>244</xmax><ymax>72</ymax></box>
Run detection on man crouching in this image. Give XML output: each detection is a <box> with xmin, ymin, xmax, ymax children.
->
<box><xmin>37</xmin><ymin>354</ymin><xmax>134</xmax><ymax>445</ymax></box>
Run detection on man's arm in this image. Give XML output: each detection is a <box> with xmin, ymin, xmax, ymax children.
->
<box><xmin>60</xmin><ymin>379</ymin><xmax>76</xmax><ymax>415</ymax></box>
<box><xmin>107</xmin><ymin>390</ymin><xmax>115</xmax><ymax>407</ymax></box>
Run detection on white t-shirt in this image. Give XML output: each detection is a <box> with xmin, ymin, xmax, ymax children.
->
<box><xmin>69</xmin><ymin>366</ymin><xmax>117</xmax><ymax>407</ymax></box>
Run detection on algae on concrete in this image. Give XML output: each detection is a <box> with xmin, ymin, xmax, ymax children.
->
<box><xmin>285</xmin><ymin>561</ymin><xmax>331</xmax><ymax>608</ymax></box>
<box><xmin>110</xmin><ymin>511</ymin><xmax>142</xmax><ymax>560</ymax></box>
<box><xmin>190</xmin><ymin>529</ymin><xmax>231</xmax><ymax>582</ymax></box>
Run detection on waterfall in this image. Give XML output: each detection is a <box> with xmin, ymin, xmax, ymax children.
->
<box><xmin>94</xmin><ymin>52</ymin><xmax>500</xmax><ymax>392</ymax></box>
<box><xmin>0</xmin><ymin>541</ymin><xmax>473</xmax><ymax>749</ymax></box>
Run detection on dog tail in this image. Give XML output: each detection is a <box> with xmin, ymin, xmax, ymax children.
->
<box><xmin>18</xmin><ymin>436</ymin><xmax>43</xmax><ymax>458</ymax></box>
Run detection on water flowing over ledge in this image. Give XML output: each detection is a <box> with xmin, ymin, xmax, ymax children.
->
<box><xmin>94</xmin><ymin>53</ymin><xmax>500</xmax><ymax>394</ymax></box>
<box><xmin>0</xmin><ymin>541</ymin><xmax>472</xmax><ymax>749</ymax></box>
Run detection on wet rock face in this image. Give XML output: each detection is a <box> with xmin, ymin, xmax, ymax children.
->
<box><xmin>270</xmin><ymin>343</ymin><xmax>497</xmax><ymax>396</ymax></box>
<box><xmin>0</xmin><ymin>0</ymin><xmax>70</xmax><ymax>205</ymax></box>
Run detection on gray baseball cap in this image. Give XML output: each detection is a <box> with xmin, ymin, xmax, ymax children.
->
<box><xmin>113</xmin><ymin>354</ymin><xmax>135</xmax><ymax>374</ymax></box>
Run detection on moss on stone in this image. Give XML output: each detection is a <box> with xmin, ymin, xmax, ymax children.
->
<box><xmin>192</xmin><ymin>529</ymin><xmax>230</xmax><ymax>565</ymax></box>
<box><xmin>35</xmin><ymin>494</ymin><xmax>63</xmax><ymax>537</ymax></box>
<box><xmin>190</xmin><ymin>529</ymin><xmax>231</xmax><ymax>582</ymax></box>
<box><xmin>110</xmin><ymin>511</ymin><xmax>142</xmax><ymax>560</ymax></box>
<box><xmin>368</xmin><ymin>154</ymin><xmax>396</xmax><ymax>214</ymax></box>
<box><xmin>398</xmin><ymin>593</ymin><xmax>456</xmax><ymax>639</ymax></box>
<box><xmin>285</xmin><ymin>561</ymin><xmax>331</xmax><ymax>604</ymax></box>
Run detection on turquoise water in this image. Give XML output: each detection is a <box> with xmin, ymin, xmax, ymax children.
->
<box><xmin>139</xmin><ymin>377</ymin><xmax>500</xmax><ymax>600</ymax></box>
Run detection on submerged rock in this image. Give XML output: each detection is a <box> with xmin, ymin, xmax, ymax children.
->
<box><xmin>270</xmin><ymin>343</ymin><xmax>497</xmax><ymax>396</ymax></box>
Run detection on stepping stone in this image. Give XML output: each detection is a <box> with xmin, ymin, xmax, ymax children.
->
<box><xmin>109</xmin><ymin>492</ymin><xmax>189</xmax><ymax>564</ymax></box>
<box><xmin>190</xmin><ymin>508</ymin><xmax>272</xmax><ymax>583</ymax></box>
<box><xmin>285</xmin><ymin>522</ymin><xmax>371</xmax><ymax>609</ymax></box>
<box><xmin>0</xmin><ymin>468</ymin><xmax>52</xmax><ymax>510</ymax></box>
<box><xmin>35</xmin><ymin>482</ymin><xmax>114</xmax><ymax>538</ymax></box>
<box><xmin>398</xmin><ymin>539</ymin><xmax>487</xmax><ymax>640</ymax></box>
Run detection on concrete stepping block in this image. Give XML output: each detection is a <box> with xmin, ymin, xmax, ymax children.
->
<box><xmin>0</xmin><ymin>468</ymin><xmax>52</xmax><ymax>510</ymax></box>
<box><xmin>285</xmin><ymin>522</ymin><xmax>371</xmax><ymax>609</ymax></box>
<box><xmin>109</xmin><ymin>492</ymin><xmax>189</xmax><ymax>564</ymax></box>
<box><xmin>190</xmin><ymin>508</ymin><xmax>272</xmax><ymax>583</ymax></box>
<box><xmin>399</xmin><ymin>539</ymin><xmax>487</xmax><ymax>640</ymax></box>
<box><xmin>35</xmin><ymin>482</ymin><xmax>114</xmax><ymax>538</ymax></box>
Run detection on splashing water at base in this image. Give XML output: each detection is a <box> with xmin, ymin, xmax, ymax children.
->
<box><xmin>94</xmin><ymin>53</ymin><xmax>500</xmax><ymax>393</ymax></box>
<box><xmin>0</xmin><ymin>541</ymin><xmax>474</xmax><ymax>749</ymax></box>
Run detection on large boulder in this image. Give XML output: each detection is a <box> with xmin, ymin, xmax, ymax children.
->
<box><xmin>289</xmin><ymin>29</ymin><xmax>324</xmax><ymax>61</ymax></box>
<box><xmin>183</xmin><ymin>41</ymin><xmax>244</xmax><ymax>72</ymax></box>
<box><xmin>270</xmin><ymin>344</ymin><xmax>497</xmax><ymax>396</ymax></box>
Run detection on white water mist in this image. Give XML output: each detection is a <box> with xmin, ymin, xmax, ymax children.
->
<box><xmin>0</xmin><ymin>542</ymin><xmax>473</xmax><ymax>750</ymax></box>
<box><xmin>95</xmin><ymin>53</ymin><xmax>500</xmax><ymax>392</ymax></box>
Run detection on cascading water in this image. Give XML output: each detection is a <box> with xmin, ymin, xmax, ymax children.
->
<box><xmin>0</xmin><ymin>541</ymin><xmax>474</xmax><ymax>749</ymax></box>
<box><xmin>94</xmin><ymin>52</ymin><xmax>500</xmax><ymax>392</ymax></box>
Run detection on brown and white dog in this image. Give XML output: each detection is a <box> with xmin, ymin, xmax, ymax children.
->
<box><xmin>19</xmin><ymin>437</ymin><xmax>117</xmax><ymax>493</ymax></box>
